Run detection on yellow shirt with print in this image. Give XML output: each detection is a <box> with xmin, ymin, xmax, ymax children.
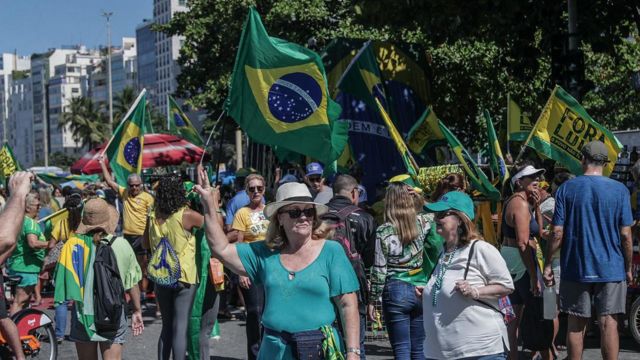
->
<box><xmin>118</xmin><ymin>187</ymin><xmax>154</xmax><ymax>236</ymax></box>
<box><xmin>232</xmin><ymin>207</ymin><xmax>269</xmax><ymax>242</ymax></box>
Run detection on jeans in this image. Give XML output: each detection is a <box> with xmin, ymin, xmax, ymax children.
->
<box><xmin>240</xmin><ymin>283</ymin><xmax>264</xmax><ymax>360</ymax></box>
<box><xmin>54</xmin><ymin>301</ymin><xmax>68</xmax><ymax>339</ymax></box>
<box><xmin>426</xmin><ymin>352</ymin><xmax>508</xmax><ymax>360</ymax></box>
<box><xmin>381</xmin><ymin>279</ymin><xmax>424</xmax><ymax>360</ymax></box>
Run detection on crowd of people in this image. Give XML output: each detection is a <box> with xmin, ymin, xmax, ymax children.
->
<box><xmin>0</xmin><ymin>139</ymin><xmax>637</xmax><ymax>360</ymax></box>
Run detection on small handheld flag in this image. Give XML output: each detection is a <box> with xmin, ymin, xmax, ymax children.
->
<box><xmin>168</xmin><ymin>95</ymin><xmax>204</xmax><ymax>147</ymax></box>
<box><xmin>484</xmin><ymin>110</ymin><xmax>509</xmax><ymax>186</ymax></box>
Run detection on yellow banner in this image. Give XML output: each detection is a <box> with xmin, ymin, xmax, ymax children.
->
<box><xmin>0</xmin><ymin>146</ymin><xmax>19</xmax><ymax>178</ymax></box>
<box><xmin>527</xmin><ymin>87</ymin><xmax>622</xmax><ymax>176</ymax></box>
<box><xmin>507</xmin><ymin>96</ymin><xmax>533</xmax><ymax>141</ymax></box>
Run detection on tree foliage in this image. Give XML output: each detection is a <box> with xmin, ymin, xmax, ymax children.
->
<box><xmin>59</xmin><ymin>97</ymin><xmax>109</xmax><ymax>149</ymax></box>
<box><xmin>158</xmin><ymin>0</ymin><xmax>640</xmax><ymax>151</ymax></box>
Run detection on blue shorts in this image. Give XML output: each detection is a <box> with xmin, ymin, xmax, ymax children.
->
<box><xmin>7</xmin><ymin>269</ymin><xmax>39</xmax><ymax>287</ymax></box>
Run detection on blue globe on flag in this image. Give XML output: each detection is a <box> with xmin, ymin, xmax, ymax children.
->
<box><xmin>123</xmin><ymin>137</ymin><xmax>141</xmax><ymax>167</ymax></box>
<box><xmin>267</xmin><ymin>72</ymin><xmax>322</xmax><ymax>123</ymax></box>
<box><xmin>173</xmin><ymin>113</ymin><xmax>186</xmax><ymax>127</ymax></box>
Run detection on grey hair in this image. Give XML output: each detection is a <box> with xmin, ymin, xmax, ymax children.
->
<box><xmin>38</xmin><ymin>187</ymin><xmax>52</xmax><ymax>205</ymax></box>
<box><xmin>25</xmin><ymin>192</ymin><xmax>40</xmax><ymax>207</ymax></box>
<box><xmin>127</xmin><ymin>173</ymin><xmax>142</xmax><ymax>184</ymax></box>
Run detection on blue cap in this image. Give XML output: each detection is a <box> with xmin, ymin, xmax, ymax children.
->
<box><xmin>278</xmin><ymin>174</ymin><xmax>299</xmax><ymax>185</ymax></box>
<box><xmin>306</xmin><ymin>162</ymin><xmax>324</xmax><ymax>176</ymax></box>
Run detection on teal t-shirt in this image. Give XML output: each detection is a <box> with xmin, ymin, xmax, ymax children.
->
<box><xmin>8</xmin><ymin>216</ymin><xmax>47</xmax><ymax>273</ymax></box>
<box><xmin>237</xmin><ymin>240</ymin><xmax>359</xmax><ymax>359</ymax></box>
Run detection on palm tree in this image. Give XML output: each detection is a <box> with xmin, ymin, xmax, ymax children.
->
<box><xmin>113</xmin><ymin>87</ymin><xmax>137</xmax><ymax>126</ymax></box>
<box><xmin>59</xmin><ymin>97</ymin><xmax>109</xmax><ymax>149</ymax></box>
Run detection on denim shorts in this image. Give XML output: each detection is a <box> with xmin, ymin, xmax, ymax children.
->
<box><xmin>69</xmin><ymin>304</ymin><xmax>127</xmax><ymax>344</ymax></box>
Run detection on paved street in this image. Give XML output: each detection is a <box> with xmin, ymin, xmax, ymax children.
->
<box><xmin>44</xmin><ymin>304</ymin><xmax>639</xmax><ymax>359</ymax></box>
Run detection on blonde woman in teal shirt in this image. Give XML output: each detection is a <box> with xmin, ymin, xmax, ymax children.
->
<box><xmin>195</xmin><ymin>169</ymin><xmax>361</xmax><ymax>360</ymax></box>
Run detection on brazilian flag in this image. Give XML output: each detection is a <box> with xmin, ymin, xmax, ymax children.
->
<box><xmin>225</xmin><ymin>7</ymin><xmax>348</xmax><ymax>164</ymax></box>
<box><xmin>38</xmin><ymin>173</ymin><xmax>100</xmax><ymax>188</ymax></box>
<box><xmin>105</xmin><ymin>89</ymin><xmax>150</xmax><ymax>186</ymax></box>
<box><xmin>484</xmin><ymin>110</ymin><xmax>509</xmax><ymax>186</ymax></box>
<box><xmin>335</xmin><ymin>41</ymin><xmax>387</xmax><ymax>110</ymax></box>
<box><xmin>439</xmin><ymin>121</ymin><xmax>500</xmax><ymax>201</ymax></box>
<box><xmin>406</xmin><ymin>107</ymin><xmax>446</xmax><ymax>155</ymax></box>
<box><xmin>167</xmin><ymin>95</ymin><xmax>204</xmax><ymax>147</ymax></box>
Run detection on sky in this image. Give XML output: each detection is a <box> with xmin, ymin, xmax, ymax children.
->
<box><xmin>0</xmin><ymin>0</ymin><xmax>153</xmax><ymax>56</ymax></box>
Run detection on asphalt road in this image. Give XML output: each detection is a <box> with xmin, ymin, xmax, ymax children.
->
<box><xmin>46</xmin><ymin>305</ymin><xmax>639</xmax><ymax>359</ymax></box>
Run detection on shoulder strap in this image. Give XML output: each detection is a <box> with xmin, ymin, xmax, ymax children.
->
<box><xmin>335</xmin><ymin>205</ymin><xmax>360</xmax><ymax>220</ymax></box>
<box><xmin>475</xmin><ymin>299</ymin><xmax>505</xmax><ymax>318</ymax></box>
<box><xmin>463</xmin><ymin>240</ymin><xmax>479</xmax><ymax>280</ymax></box>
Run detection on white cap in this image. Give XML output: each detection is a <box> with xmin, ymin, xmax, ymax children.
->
<box><xmin>511</xmin><ymin>165</ymin><xmax>546</xmax><ymax>186</ymax></box>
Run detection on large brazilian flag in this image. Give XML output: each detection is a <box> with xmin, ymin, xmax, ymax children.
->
<box><xmin>105</xmin><ymin>90</ymin><xmax>150</xmax><ymax>186</ymax></box>
<box><xmin>226</xmin><ymin>7</ymin><xmax>348</xmax><ymax>164</ymax></box>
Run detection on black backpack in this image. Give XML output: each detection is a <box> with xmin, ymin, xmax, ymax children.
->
<box><xmin>93</xmin><ymin>235</ymin><xmax>126</xmax><ymax>339</ymax></box>
<box><xmin>329</xmin><ymin>205</ymin><xmax>368</xmax><ymax>304</ymax></box>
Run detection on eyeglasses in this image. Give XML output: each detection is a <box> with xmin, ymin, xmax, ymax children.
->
<box><xmin>308</xmin><ymin>176</ymin><xmax>322</xmax><ymax>183</ymax></box>
<box><xmin>278</xmin><ymin>207</ymin><xmax>316</xmax><ymax>219</ymax></box>
<box><xmin>128</xmin><ymin>183</ymin><xmax>142</xmax><ymax>188</ymax></box>
<box><xmin>248</xmin><ymin>186</ymin><xmax>264</xmax><ymax>193</ymax></box>
<box><xmin>435</xmin><ymin>211</ymin><xmax>457</xmax><ymax>220</ymax></box>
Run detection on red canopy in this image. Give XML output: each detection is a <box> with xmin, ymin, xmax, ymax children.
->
<box><xmin>70</xmin><ymin>133</ymin><xmax>207</xmax><ymax>174</ymax></box>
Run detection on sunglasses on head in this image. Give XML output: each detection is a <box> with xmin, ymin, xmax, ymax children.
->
<box><xmin>278</xmin><ymin>207</ymin><xmax>316</xmax><ymax>219</ymax></box>
<box><xmin>248</xmin><ymin>186</ymin><xmax>264</xmax><ymax>193</ymax></box>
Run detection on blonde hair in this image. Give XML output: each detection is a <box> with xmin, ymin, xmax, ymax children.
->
<box><xmin>384</xmin><ymin>183</ymin><xmax>419</xmax><ymax>244</ymax></box>
<box><xmin>244</xmin><ymin>174</ymin><xmax>265</xmax><ymax>193</ymax></box>
<box><xmin>264</xmin><ymin>207</ymin><xmax>323</xmax><ymax>249</ymax></box>
<box><xmin>25</xmin><ymin>191</ymin><xmax>40</xmax><ymax>207</ymax></box>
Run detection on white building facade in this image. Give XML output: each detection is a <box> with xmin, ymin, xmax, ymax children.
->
<box><xmin>154</xmin><ymin>0</ymin><xmax>187</xmax><ymax>109</ymax></box>
<box><xmin>0</xmin><ymin>53</ymin><xmax>30</xmax><ymax>143</ymax></box>
<box><xmin>7</xmin><ymin>74</ymin><xmax>34</xmax><ymax>166</ymax></box>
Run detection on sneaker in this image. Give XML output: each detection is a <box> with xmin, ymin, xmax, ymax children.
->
<box><xmin>56</xmin><ymin>337</ymin><xmax>64</xmax><ymax>344</ymax></box>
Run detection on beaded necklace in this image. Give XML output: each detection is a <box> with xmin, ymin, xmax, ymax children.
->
<box><xmin>431</xmin><ymin>247</ymin><xmax>458</xmax><ymax>307</ymax></box>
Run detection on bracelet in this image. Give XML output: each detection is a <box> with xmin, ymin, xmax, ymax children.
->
<box><xmin>471</xmin><ymin>287</ymin><xmax>480</xmax><ymax>300</ymax></box>
<box><xmin>346</xmin><ymin>347</ymin><xmax>361</xmax><ymax>355</ymax></box>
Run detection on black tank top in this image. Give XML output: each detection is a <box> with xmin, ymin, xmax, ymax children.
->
<box><xmin>501</xmin><ymin>194</ymin><xmax>540</xmax><ymax>240</ymax></box>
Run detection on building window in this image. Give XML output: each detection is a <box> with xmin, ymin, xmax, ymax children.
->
<box><xmin>179</xmin><ymin>0</ymin><xmax>186</xmax><ymax>6</ymax></box>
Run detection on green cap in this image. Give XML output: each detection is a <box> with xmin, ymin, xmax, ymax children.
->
<box><xmin>424</xmin><ymin>191</ymin><xmax>475</xmax><ymax>221</ymax></box>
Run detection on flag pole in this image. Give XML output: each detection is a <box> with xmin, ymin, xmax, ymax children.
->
<box><xmin>506</xmin><ymin>93</ymin><xmax>511</xmax><ymax>155</ymax></box>
<box><xmin>214</xmin><ymin>117</ymin><xmax>228</xmax><ymax>185</ymax></box>
<box><xmin>512</xmin><ymin>86</ymin><xmax>558</xmax><ymax>166</ymax></box>
<box><xmin>199</xmin><ymin>110</ymin><xmax>225</xmax><ymax>167</ymax></box>
<box><xmin>38</xmin><ymin>207</ymin><xmax>68</xmax><ymax>224</ymax></box>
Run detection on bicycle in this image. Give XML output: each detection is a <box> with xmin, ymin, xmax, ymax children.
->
<box><xmin>0</xmin><ymin>275</ymin><xmax>57</xmax><ymax>359</ymax></box>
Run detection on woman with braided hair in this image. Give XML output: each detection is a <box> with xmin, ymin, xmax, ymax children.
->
<box><xmin>143</xmin><ymin>175</ymin><xmax>204</xmax><ymax>360</ymax></box>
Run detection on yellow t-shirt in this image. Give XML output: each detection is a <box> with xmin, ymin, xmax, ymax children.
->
<box><xmin>232</xmin><ymin>207</ymin><xmax>269</xmax><ymax>242</ymax></box>
<box><xmin>119</xmin><ymin>187</ymin><xmax>154</xmax><ymax>236</ymax></box>
<box><xmin>148</xmin><ymin>207</ymin><xmax>197</xmax><ymax>284</ymax></box>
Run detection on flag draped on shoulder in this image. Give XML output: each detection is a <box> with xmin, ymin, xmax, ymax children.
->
<box><xmin>507</xmin><ymin>95</ymin><xmax>533</xmax><ymax>142</ymax></box>
<box><xmin>407</xmin><ymin>107</ymin><xmax>446</xmax><ymax>154</ymax></box>
<box><xmin>375</xmin><ymin>98</ymin><xmax>419</xmax><ymax>177</ymax></box>
<box><xmin>167</xmin><ymin>95</ymin><xmax>204</xmax><ymax>147</ymax></box>
<box><xmin>105</xmin><ymin>89</ymin><xmax>150</xmax><ymax>186</ymax></box>
<box><xmin>225</xmin><ymin>7</ymin><xmax>347</xmax><ymax>164</ymax></box>
<box><xmin>54</xmin><ymin>233</ymin><xmax>106</xmax><ymax>341</ymax></box>
<box><xmin>525</xmin><ymin>86</ymin><xmax>622</xmax><ymax>176</ymax></box>
<box><xmin>0</xmin><ymin>143</ymin><xmax>21</xmax><ymax>180</ymax></box>
<box><xmin>484</xmin><ymin>110</ymin><xmax>509</xmax><ymax>186</ymax></box>
<box><xmin>439</xmin><ymin>122</ymin><xmax>500</xmax><ymax>200</ymax></box>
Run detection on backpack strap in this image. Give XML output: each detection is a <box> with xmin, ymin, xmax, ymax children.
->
<box><xmin>101</xmin><ymin>234</ymin><xmax>117</xmax><ymax>246</ymax></box>
<box><xmin>334</xmin><ymin>205</ymin><xmax>361</xmax><ymax>221</ymax></box>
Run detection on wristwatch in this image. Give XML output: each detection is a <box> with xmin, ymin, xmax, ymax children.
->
<box><xmin>346</xmin><ymin>347</ymin><xmax>361</xmax><ymax>355</ymax></box>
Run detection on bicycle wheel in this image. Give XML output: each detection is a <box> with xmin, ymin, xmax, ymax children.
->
<box><xmin>24</xmin><ymin>323</ymin><xmax>57</xmax><ymax>360</ymax></box>
<box><xmin>630</xmin><ymin>296</ymin><xmax>640</xmax><ymax>345</ymax></box>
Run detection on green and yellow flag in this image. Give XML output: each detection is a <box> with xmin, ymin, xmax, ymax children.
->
<box><xmin>105</xmin><ymin>89</ymin><xmax>150</xmax><ymax>186</ymax></box>
<box><xmin>507</xmin><ymin>95</ymin><xmax>534</xmax><ymax>142</ymax></box>
<box><xmin>335</xmin><ymin>41</ymin><xmax>385</xmax><ymax>109</ymax></box>
<box><xmin>407</xmin><ymin>107</ymin><xmax>446</xmax><ymax>154</ymax></box>
<box><xmin>167</xmin><ymin>95</ymin><xmax>204</xmax><ymax>147</ymax></box>
<box><xmin>525</xmin><ymin>86</ymin><xmax>622</xmax><ymax>176</ymax></box>
<box><xmin>439</xmin><ymin>122</ymin><xmax>500</xmax><ymax>200</ymax></box>
<box><xmin>484</xmin><ymin>110</ymin><xmax>509</xmax><ymax>186</ymax></box>
<box><xmin>375</xmin><ymin>98</ymin><xmax>419</xmax><ymax>177</ymax></box>
<box><xmin>0</xmin><ymin>143</ymin><xmax>22</xmax><ymax>180</ymax></box>
<box><xmin>225</xmin><ymin>7</ymin><xmax>347</xmax><ymax>164</ymax></box>
<box><xmin>38</xmin><ymin>173</ymin><xmax>100</xmax><ymax>189</ymax></box>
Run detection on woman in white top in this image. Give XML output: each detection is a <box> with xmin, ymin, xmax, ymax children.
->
<box><xmin>419</xmin><ymin>191</ymin><xmax>514</xmax><ymax>360</ymax></box>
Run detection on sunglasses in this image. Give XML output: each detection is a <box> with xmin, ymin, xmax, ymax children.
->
<box><xmin>308</xmin><ymin>176</ymin><xmax>322</xmax><ymax>183</ymax></box>
<box><xmin>435</xmin><ymin>211</ymin><xmax>457</xmax><ymax>220</ymax></box>
<box><xmin>248</xmin><ymin>186</ymin><xmax>265</xmax><ymax>193</ymax></box>
<box><xmin>278</xmin><ymin>207</ymin><xmax>316</xmax><ymax>219</ymax></box>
